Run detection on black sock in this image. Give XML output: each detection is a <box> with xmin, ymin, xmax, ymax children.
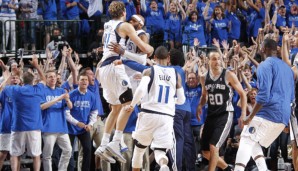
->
<box><xmin>223</xmin><ymin>165</ymin><xmax>233</xmax><ymax>171</ymax></box>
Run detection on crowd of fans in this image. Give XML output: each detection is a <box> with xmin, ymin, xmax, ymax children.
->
<box><xmin>0</xmin><ymin>0</ymin><xmax>298</xmax><ymax>171</ymax></box>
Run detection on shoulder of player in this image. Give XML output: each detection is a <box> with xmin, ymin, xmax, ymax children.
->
<box><xmin>142</xmin><ymin>67</ymin><xmax>151</xmax><ymax>77</ymax></box>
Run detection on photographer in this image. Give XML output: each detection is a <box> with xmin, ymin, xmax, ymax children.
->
<box><xmin>46</xmin><ymin>27</ymin><xmax>69</xmax><ymax>59</ymax></box>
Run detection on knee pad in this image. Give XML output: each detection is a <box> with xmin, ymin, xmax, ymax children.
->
<box><xmin>132</xmin><ymin>141</ymin><xmax>147</xmax><ymax>169</ymax></box>
<box><xmin>134</xmin><ymin>139</ymin><xmax>147</xmax><ymax>149</ymax></box>
<box><xmin>119</xmin><ymin>88</ymin><xmax>133</xmax><ymax>104</ymax></box>
<box><xmin>154</xmin><ymin>148</ymin><xmax>168</xmax><ymax>166</ymax></box>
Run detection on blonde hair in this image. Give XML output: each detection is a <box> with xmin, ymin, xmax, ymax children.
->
<box><xmin>108</xmin><ymin>1</ymin><xmax>126</xmax><ymax>19</ymax></box>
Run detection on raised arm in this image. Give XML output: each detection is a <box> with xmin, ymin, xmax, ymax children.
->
<box><xmin>30</xmin><ymin>55</ymin><xmax>46</xmax><ymax>85</ymax></box>
<box><xmin>41</xmin><ymin>92</ymin><xmax>72</xmax><ymax>110</ymax></box>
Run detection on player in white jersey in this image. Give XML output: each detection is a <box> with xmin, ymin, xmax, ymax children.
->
<box><xmin>124</xmin><ymin>14</ymin><xmax>148</xmax><ymax>92</ymax></box>
<box><xmin>124</xmin><ymin>46</ymin><xmax>186</xmax><ymax>171</ymax></box>
<box><xmin>96</xmin><ymin>1</ymin><xmax>154</xmax><ymax>163</ymax></box>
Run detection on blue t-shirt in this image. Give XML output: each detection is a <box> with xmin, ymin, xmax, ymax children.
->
<box><xmin>196</xmin><ymin>2</ymin><xmax>215</xmax><ymax>20</ymax></box>
<box><xmin>287</xmin><ymin>13</ymin><xmax>298</xmax><ymax>28</ymax></box>
<box><xmin>248</xmin><ymin>7</ymin><xmax>265</xmax><ymax>37</ymax></box>
<box><xmin>143</xmin><ymin>6</ymin><xmax>165</xmax><ymax>35</ymax></box>
<box><xmin>182</xmin><ymin>18</ymin><xmax>206</xmax><ymax>46</ymax></box>
<box><xmin>256</xmin><ymin>57</ymin><xmax>294</xmax><ymax>126</ymax></box>
<box><xmin>226</xmin><ymin>12</ymin><xmax>241</xmax><ymax>40</ymax></box>
<box><xmin>172</xmin><ymin>66</ymin><xmax>191</xmax><ymax>112</ymax></box>
<box><xmin>164</xmin><ymin>12</ymin><xmax>182</xmax><ymax>42</ymax></box>
<box><xmin>65</xmin><ymin>0</ymin><xmax>79</xmax><ymax>19</ymax></box>
<box><xmin>57</xmin><ymin>0</ymin><xmax>67</xmax><ymax>19</ymax></box>
<box><xmin>210</xmin><ymin>18</ymin><xmax>229</xmax><ymax>43</ymax></box>
<box><xmin>0</xmin><ymin>90</ymin><xmax>13</xmax><ymax>133</ymax></box>
<box><xmin>125</xmin><ymin>1</ymin><xmax>136</xmax><ymax>21</ymax></box>
<box><xmin>78</xmin><ymin>0</ymin><xmax>88</xmax><ymax>14</ymax></box>
<box><xmin>38</xmin><ymin>0</ymin><xmax>57</xmax><ymax>20</ymax></box>
<box><xmin>87</xmin><ymin>80</ymin><xmax>104</xmax><ymax>116</ymax></box>
<box><xmin>42</xmin><ymin>86</ymin><xmax>68</xmax><ymax>133</ymax></box>
<box><xmin>5</xmin><ymin>83</ymin><xmax>45</xmax><ymax>131</ymax></box>
<box><xmin>68</xmin><ymin>89</ymin><xmax>98</xmax><ymax>135</ymax></box>
<box><xmin>185</xmin><ymin>84</ymin><xmax>207</xmax><ymax>126</ymax></box>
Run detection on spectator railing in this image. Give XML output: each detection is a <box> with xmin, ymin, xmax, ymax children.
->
<box><xmin>1</xmin><ymin>19</ymin><xmax>97</xmax><ymax>56</ymax></box>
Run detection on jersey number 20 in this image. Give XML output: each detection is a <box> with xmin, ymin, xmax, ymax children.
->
<box><xmin>209</xmin><ymin>93</ymin><xmax>223</xmax><ymax>105</ymax></box>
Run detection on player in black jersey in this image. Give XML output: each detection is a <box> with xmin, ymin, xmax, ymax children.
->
<box><xmin>196</xmin><ymin>51</ymin><xmax>247</xmax><ymax>171</ymax></box>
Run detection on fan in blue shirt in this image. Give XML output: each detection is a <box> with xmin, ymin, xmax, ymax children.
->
<box><xmin>208</xmin><ymin>6</ymin><xmax>230</xmax><ymax>45</ymax></box>
<box><xmin>40</xmin><ymin>70</ymin><xmax>72</xmax><ymax>171</ymax></box>
<box><xmin>5</xmin><ymin>56</ymin><xmax>46</xmax><ymax>171</ymax></box>
<box><xmin>0</xmin><ymin>71</ymin><xmax>20</xmax><ymax>170</ymax></box>
<box><xmin>66</xmin><ymin>73</ymin><xmax>98</xmax><ymax>171</ymax></box>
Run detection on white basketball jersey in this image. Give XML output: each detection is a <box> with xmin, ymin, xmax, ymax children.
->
<box><xmin>124</xmin><ymin>29</ymin><xmax>148</xmax><ymax>93</ymax></box>
<box><xmin>102</xmin><ymin>20</ymin><xmax>127</xmax><ymax>61</ymax></box>
<box><xmin>126</xmin><ymin>29</ymin><xmax>147</xmax><ymax>54</ymax></box>
<box><xmin>141</xmin><ymin>65</ymin><xmax>177</xmax><ymax>116</ymax></box>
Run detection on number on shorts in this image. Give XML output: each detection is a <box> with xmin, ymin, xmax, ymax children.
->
<box><xmin>158</xmin><ymin>85</ymin><xmax>170</xmax><ymax>104</ymax></box>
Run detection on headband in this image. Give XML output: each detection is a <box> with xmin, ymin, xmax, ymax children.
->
<box><xmin>132</xmin><ymin>15</ymin><xmax>144</xmax><ymax>26</ymax></box>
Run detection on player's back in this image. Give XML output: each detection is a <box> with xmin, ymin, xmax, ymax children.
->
<box><xmin>102</xmin><ymin>20</ymin><xmax>127</xmax><ymax>61</ymax></box>
<box><xmin>141</xmin><ymin>65</ymin><xmax>177</xmax><ymax>116</ymax></box>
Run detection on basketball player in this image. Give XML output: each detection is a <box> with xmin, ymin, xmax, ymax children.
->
<box><xmin>95</xmin><ymin>1</ymin><xmax>154</xmax><ymax>163</ymax></box>
<box><xmin>196</xmin><ymin>51</ymin><xmax>247</xmax><ymax>171</ymax></box>
<box><xmin>122</xmin><ymin>46</ymin><xmax>185</xmax><ymax>171</ymax></box>
<box><xmin>234</xmin><ymin>38</ymin><xmax>294</xmax><ymax>171</ymax></box>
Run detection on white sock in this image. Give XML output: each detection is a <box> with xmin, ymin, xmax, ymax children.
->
<box><xmin>234</xmin><ymin>165</ymin><xmax>245</xmax><ymax>171</ymax></box>
<box><xmin>113</xmin><ymin>130</ymin><xmax>123</xmax><ymax>142</ymax></box>
<box><xmin>101</xmin><ymin>133</ymin><xmax>111</xmax><ymax>146</ymax></box>
<box><xmin>254</xmin><ymin>157</ymin><xmax>268</xmax><ymax>171</ymax></box>
<box><xmin>121</xmin><ymin>135</ymin><xmax>127</xmax><ymax>147</ymax></box>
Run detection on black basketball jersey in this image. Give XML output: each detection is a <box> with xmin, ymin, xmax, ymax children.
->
<box><xmin>205</xmin><ymin>69</ymin><xmax>234</xmax><ymax>117</ymax></box>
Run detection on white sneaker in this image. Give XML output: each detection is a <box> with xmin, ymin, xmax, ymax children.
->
<box><xmin>159</xmin><ymin>165</ymin><xmax>170</xmax><ymax>171</ymax></box>
<box><xmin>106</xmin><ymin>141</ymin><xmax>126</xmax><ymax>163</ymax></box>
<box><xmin>94</xmin><ymin>145</ymin><xmax>116</xmax><ymax>163</ymax></box>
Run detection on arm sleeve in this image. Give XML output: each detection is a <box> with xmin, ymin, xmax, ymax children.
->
<box><xmin>66</xmin><ymin>110</ymin><xmax>79</xmax><ymax>125</ymax></box>
<box><xmin>122</xmin><ymin>59</ymin><xmax>149</xmax><ymax>72</ymax></box>
<box><xmin>130</xmin><ymin>76</ymin><xmax>150</xmax><ymax>107</ymax></box>
<box><xmin>88</xmin><ymin>110</ymin><xmax>98</xmax><ymax>126</ymax></box>
<box><xmin>175</xmin><ymin>87</ymin><xmax>186</xmax><ymax>105</ymax></box>
<box><xmin>123</xmin><ymin>51</ymin><xmax>147</xmax><ymax>65</ymax></box>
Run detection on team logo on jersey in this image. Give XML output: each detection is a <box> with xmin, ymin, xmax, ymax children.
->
<box><xmin>248</xmin><ymin>126</ymin><xmax>256</xmax><ymax>134</ymax></box>
<box><xmin>122</xmin><ymin>80</ymin><xmax>128</xmax><ymax>86</ymax></box>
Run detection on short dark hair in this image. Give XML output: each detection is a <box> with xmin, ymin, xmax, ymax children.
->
<box><xmin>23</xmin><ymin>71</ymin><xmax>34</xmax><ymax>85</ymax></box>
<box><xmin>263</xmin><ymin>38</ymin><xmax>277</xmax><ymax>51</ymax></box>
<box><xmin>170</xmin><ymin>48</ymin><xmax>185</xmax><ymax>67</ymax></box>
<box><xmin>77</xmin><ymin>67</ymin><xmax>92</xmax><ymax>80</ymax></box>
<box><xmin>188</xmin><ymin>11</ymin><xmax>198</xmax><ymax>21</ymax></box>
<box><xmin>155</xmin><ymin>46</ymin><xmax>169</xmax><ymax>60</ymax></box>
